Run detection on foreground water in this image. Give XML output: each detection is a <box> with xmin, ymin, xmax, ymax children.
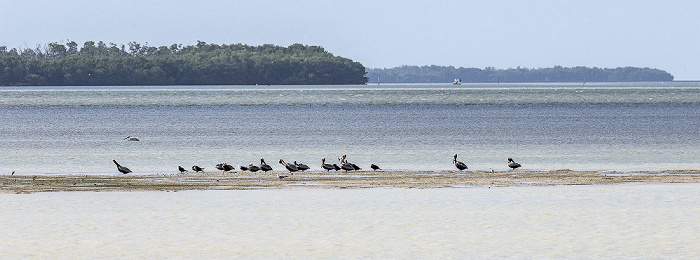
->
<box><xmin>1</xmin><ymin>184</ymin><xmax>698</xmax><ymax>258</ymax></box>
<box><xmin>1</xmin><ymin>82</ymin><xmax>699</xmax><ymax>174</ymax></box>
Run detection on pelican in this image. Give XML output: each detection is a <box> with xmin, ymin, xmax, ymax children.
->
<box><xmin>333</xmin><ymin>164</ymin><xmax>340</xmax><ymax>171</ymax></box>
<box><xmin>221</xmin><ymin>163</ymin><xmax>235</xmax><ymax>173</ymax></box>
<box><xmin>339</xmin><ymin>157</ymin><xmax>354</xmax><ymax>171</ymax></box>
<box><xmin>279</xmin><ymin>159</ymin><xmax>299</xmax><ymax>173</ymax></box>
<box><xmin>239</xmin><ymin>165</ymin><xmax>248</xmax><ymax>171</ymax></box>
<box><xmin>178</xmin><ymin>166</ymin><xmax>187</xmax><ymax>173</ymax></box>
<box><xmin>123</xmin><ymin>136</ymin><xmax>140</xmax><ymax>141</ymax></box>
<box><xmin>112</xmin><ymin>159</ymin><xmax>131</xmax><ymax>174</ymax></box>
<box><xmin>215</xmin><ymin>163</ymin><xmax>224</xmax><ymax>171</ymax></box>
<box><xmin>260</xmin><ymin>158</ymin><xmax>273</xmax><ymax>172</ymax></box>
<box><xmin>508</xmin><ymin>158</ymin><xmax>521</xmax><ymax>170</ymax></box>
<box><xmin>192</xmin><ymin>165</ymin><xmax>204</xmax><ymax>172</ymax></box>
<box><xmin>453</xmin><ymin>154</ymin><xmax>468</xmax><ymax>171</ymax></box>
<box><xmin>248</xmin><ymin>163</ymin><xmax>261</xmax><ymax>172</ymax></box>
<box><xmin>295</xmin><ymin>161</ymin><xmax>310</xmax><ymax>171</ymax></box>
<box><xmin>321</xmin><ymin>157</ymin><xmax>335</xmax><ymax>172</ymax></box>
<box><xmin>371</xmin><ymin>164</ymin><xmax>381</xmax><ymax>171</ymax></box>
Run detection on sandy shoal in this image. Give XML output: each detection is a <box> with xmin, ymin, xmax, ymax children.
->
<box><xmin>2</xmin><ymin>169</ymin><xmax>700</xmax><ymax>193</ymax></box>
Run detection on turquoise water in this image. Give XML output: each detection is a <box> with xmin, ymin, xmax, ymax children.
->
<box><xmin>1</xmin><ymin>82</ymin><xmax>699</xmax><ymax>174</ymax></box>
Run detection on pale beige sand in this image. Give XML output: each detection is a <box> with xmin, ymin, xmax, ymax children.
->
<box><xmin>2</xmin><ymin>169</ymin><xmax>700</xmax><ymax>194</ymax></box>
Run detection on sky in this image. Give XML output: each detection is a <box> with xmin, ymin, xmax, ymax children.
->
<box><xmin>1</xmin><ymin>0</ymin><xmax>699</xmax><ymax>80</ymax></box>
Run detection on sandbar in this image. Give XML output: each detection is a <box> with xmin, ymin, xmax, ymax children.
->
<box><xmin>2</xmin><ymin>169</ymin><xmax>700</xmax><ymax>194</ymax></box>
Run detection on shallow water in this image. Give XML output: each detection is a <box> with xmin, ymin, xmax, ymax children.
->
<box><xmin>1</xmin><ymin>184</ymin><xmax>698</xmax><ymax>258</ymax></box>
<box><xmin>1</xmin><ymin>82</ymin><xmax>699</xmax><ymax>174</ymax></box>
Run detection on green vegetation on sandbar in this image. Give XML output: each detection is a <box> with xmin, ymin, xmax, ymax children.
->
<box><xmin>367</xmin><ymin>65</ymin><xmax>674</xmax><ymax>83</ymax></box>
<box><xmin>0</xmin><ymin>41</ymin><xmax>368</xmax><ymax>86</ymax></box>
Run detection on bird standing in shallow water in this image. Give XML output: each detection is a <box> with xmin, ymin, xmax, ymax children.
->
<box><xmin>178</xmin><ymin>166</ymin><xmax>187</xmax><ymax>173</ymax></box>
<box><xmin>248</xmin><ymin>163</ymin><xmax>261</xmax><ymax>172</ymax></box>
<box><xmin>371</xmin><ymin>164</ymin><xmax>381</xmax><ymax>171</ymax></box>
<box><xmin>453</xmin><ymin>154</ymin><xmax>468</xmax><ymax>171</ymax></box>
<box><xmin>508</xmin><ymin>158</ymin><xmax>522</xmax><ymax>170</ymax></box>
<box><xmin>192</xmin><ymin>165</ymin><xmax>204</xmax><ymax>172</ymax></box>
<box><xmin>112</xmin><ymin>159</ymin><xmax>131</xmax><ymax>174</ymax></box>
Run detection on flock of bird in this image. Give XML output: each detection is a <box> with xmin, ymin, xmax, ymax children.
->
<box><xmin>111</xmin><ymin>153</ymin><xmax>522</xmax><ymax>178</ymax></box>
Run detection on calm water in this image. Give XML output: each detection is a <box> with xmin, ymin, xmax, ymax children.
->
<box><xmin>1</xmin><ymin>82</ymin><xmax>700</xmax><ymax>174</ymax></box>
<box><xmin>1</xmin><ymin>185</ymin><xmax>699</xmax><ymax>258</ymax></box>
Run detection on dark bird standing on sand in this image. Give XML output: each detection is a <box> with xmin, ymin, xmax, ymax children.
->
<box><xmin>178</xmin><ymin>166</ymin><xmax>187</xmax><ymax>173</ymax></box>
<box><xmin>295</xmin><ymin>161</ymin><xmax>310</xmax><ymax>171</ymax></box>
<box><xmin>260</xmin><ymin>158</ymin><xmax>273</xmax><ymax>172</ymax></box>
<box><xmin>453</xmin><ymin>154</ymin><xmax>468</xmax><ymax>171</ymax></box>
<box><xmin>371</xmin><ymin>164</ymin><xmax>381</xmax><ymax>171</ymax></box>
<box><xmin>192</xmin><ymin>165</ymin><xmax>204</xmax><ymax>172</ymax></box>
<box><xmin>279</xmin><ymin>159</ymin><xmax>299</xmax><ymax>173</ymax></box>
<box><xmin>321</xmin><ymin>157</ymin><xmax>336</xmax><ymax>172</ymax></box>
<box><xmin>112</xmin><ymin>159</ymin><xmax>132</xmax><ymax>174</ymax></box>
<box><xmin>239</xmin><ymin>165</ymin><xmax>248</xmax><ymax>171</ymax></box>
<box><xmin>248</xmin><ymin>163</ymin><xmax>261</xmax><ymax>172</ymax></box>
<box><xmin>221</xmin><ymin>163</ymin><xmax>235</xmax><ymax>172</ymax></box>
<box><xmin>508</xmin><ymin>158</ymin><xmax>522</xmax><ymax>170</ymax></box>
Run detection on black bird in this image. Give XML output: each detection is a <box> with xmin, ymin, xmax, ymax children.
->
<box><xmin>192</xmin><ymin>165</ymin><xmax>204</xmax><ymax>172</ymax></box>
<box><xmin>321</xmin><ymin>157</ymin><xmax>336</xmax><ymax>172</ymax></box>
<box><xmin>453</xmin><ymin>154</ymin><xmax>468</xmax><ymax>171</ymax></box>
<box><xmin>508</xmin><ymin>158</ymin><xmax>522</xmax><ymax>170</ymax></box>
<box><xmin>222</xmin><ymin>163</ymin><xmax>235</xmax><ymax>172</ymax></box>
<box><xmin>260</xmin><ymin>158</ymin><xmax>273</xmax><ymax>172</ymax></box>
<box><xmin>333</xmin><ymin>164</ymin><xmax>341</xmax><ymax>171</ymax></box>
<box><xmin>11</xmin><ymin>171</ymin><xmax>15</xmax><ymax>175</ymax></box>
<box><xmin>248</xmin><ymin>163</ymin><xmax>261</xmax><ymax>172</ymax></box>
<box><xmin>295</xmin><ymin>161</ymin><xmax>310</xmax><ymax>171</ymax></box>
<box><xmin>279</xmin><ymin>159</ymin><xmax>299</xmax><ymax>173</ymax></box>
<box><xmin>215</xmin><ymin>163</ymin><xmax>225</xmax><ymax>171</ymax></box>
<box><xmin>178</xmin><ymin>166</ymin><xmax>187</xmax><ymax>173</ymax></box>
<box><xmin>371</xmin><ymin>164</ymin><xmax>381</xmax><ymax>171</ymax></box>
<box><xmin>239</xmin><ymin>165</ymin><xmax>249</xmax><ymax>171</ymax></box>
<box><xmin>112</xmin><ymin>159</ymin><xmax>132</xmax><ymax>174</ymax></box>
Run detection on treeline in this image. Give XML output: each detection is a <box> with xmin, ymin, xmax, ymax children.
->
<box><xmin>366</xmin><ymin>65</ymin><xmax>674</xmax><ymax>83</ymax></box>
<box><xmin>0</xmin><ymin>41</ymin><xmax>367</xmax><ymax>86</ymax></box>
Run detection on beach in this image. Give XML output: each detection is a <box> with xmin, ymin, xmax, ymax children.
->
<box><xmin>3</xmin><ymin>169</ymin><xmax>700</xmax><ymax>193</ymax></box>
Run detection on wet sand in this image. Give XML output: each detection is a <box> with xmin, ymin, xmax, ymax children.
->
<box><xmin>2</xmin><ymin>169</ymin><xmax>700</xmax><ymax>194</ymax></box>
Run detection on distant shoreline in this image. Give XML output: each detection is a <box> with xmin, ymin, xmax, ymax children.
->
<box><xmin>2</xmin><ymin>169</ymin><xmax>699</xmax><ymax>194</ymax></box>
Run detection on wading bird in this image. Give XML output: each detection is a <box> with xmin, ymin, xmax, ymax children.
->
<box><xmin>371</xmin><ymin>164</ymin><xmax>381</xmax><ymax>171</ymax></box>
<box><xmin>178</xmin><ymin>166</ymin><xmax>187</xmax><ymax>173</ymax></box>
<box><xmin>112</xmin><ymin>159</ymin><xmax>132</xmax><ymax>174</ymax></box>
<box><xmin>453</xmin><ymin>154</ymin><xmax>468</xmax><ymax>171</ymax></box>
<box><xmin>192</xmin><ymin>165</ymin><xmax>204</xmax><ymax>172</ymax></box>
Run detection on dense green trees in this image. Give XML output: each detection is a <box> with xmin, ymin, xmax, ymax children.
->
<box><xmin>366</xmin><ymin>65</ymin><xmax>674</xmax><ymax>83</ymax></box>
<box><xmin>0</xmin><ymin>41</ymin><xmax>368</xmax><ymax>86</ymax></box>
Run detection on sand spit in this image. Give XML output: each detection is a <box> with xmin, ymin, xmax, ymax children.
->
<box><xmin>2</xmin><ymin>169</ymin><xmax>700</xmax><ymax>194</ymax></box>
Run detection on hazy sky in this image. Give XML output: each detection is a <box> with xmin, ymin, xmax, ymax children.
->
<box><xmin>2</xmin><ymin>0</ymin><xmax>699</xmax><ymax>80</ymax></box>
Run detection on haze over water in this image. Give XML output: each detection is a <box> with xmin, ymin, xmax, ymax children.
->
<box><xmin>1</xmin><ymin>82</ymin><xmax>699</xmax><ymax>174</ymax></box>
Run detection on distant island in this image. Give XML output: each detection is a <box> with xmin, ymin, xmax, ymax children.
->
<box><xmin>0</xmin><ymin>41</ymin><xmax>367</xmax><ymax>86</ymax></box>
<box><xmin>366</xmin><ymin>65</ymin><xmax>674</xmax><ymax>84</ymax></box>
